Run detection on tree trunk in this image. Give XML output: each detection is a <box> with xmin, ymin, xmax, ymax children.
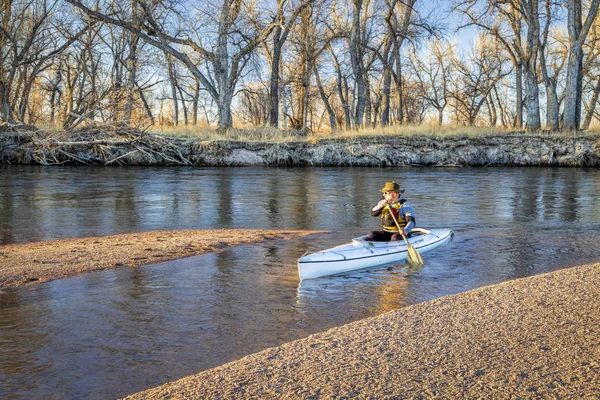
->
<box><xmin>381</xmin><ymin>60</ymin><xmax>392</xmax><ymax>126</ymax></box>
<box><xmin>167</xmin><ymin>56</ymin><xmax>179</xmax><ymax>127</ymax></box>
<box><xmin>217</xmin><ymin>89</ymin><xmax>233</xmax><ymax>130</ymax></box>
<box><xmin>17</xmin><ymin>71</ymin><xmax>32</xmax><ymax>122</ymax></box>
<box><xmin>488</xmin><ymin>96</ymin><xmax>497</xmax><ymax>127</ymax></box>
<box><xmin>524</xmin><ymin>66</ymin><xmax>541</xmax><ymax>132</ymax></box>
<box><xmin>350</xmin><ymin>0</ymin><xmax>365</xmax><ymax>127</ymax></box>
<box><xmin>0</xmin><ymin>83</ymin><xmax>14</xmax><ymax>123</ymax></box>
<box><xmin>394</xmin><ymin>51</ymin><xmax>403</xmax><ymax>124</ymax></box>
<box><xmin>192</xmin><ymin>79</ymin><xmax>200</xmax><ymax>125</ymax></box>
<box><xmin>546</xmin><ymin>80</ymin><xmax>560</xmax><ymax>131</ymax></box>
<box><xmin>177</xmin><ymin>84</ymin><xmax>188</xmax><ymax>125</ymax></box>
<box><xmin>364</xmin><ymin>73</ymin><xmax>372</xmax><ymax>126</ymax></box>
<box><xmin>539</xmin><ymin>49</ymin><xmax>559</xmax><ymax>130</ymax></box>
<box><xmin>563</xmin><ymin>0</ymin><xmax>600</xmax><ymax>130</ymax></box>
<box><xmin>493</xmin><ymin>86</ymin><xmax>507</xmax><ymax>128</ymax></box>
<box><xmin>330</xmin><ymin>47</ymin><xmax>351</xmax><ymax>130</ymax></box>
<box><xmin>124</xmin><ymin>36</ymin><xmax>139</xmax><ymax>122</ymax></box>
<box><xmin>302</xmin><ymin>67</ymin><xmax>311</xmax><ymax>130</ymax></box>
<box><xmin>538</xmin><ymin>0</ymin><xmax>559</xmax><ymax>130</ymax></box>
<box><xmin>269</xmin><ymin>27</ymin><xmax>283</xmax><ymax>128</ymax></box>
<box><xmin>315</xmin><ymin>68</ymin><xmax>336</xmax><ymax>132</ymax></box>
<box><xmin>124</xmin><ymin>0</ymin><xmax>140</xmax><ymax>123</ymax></box>
<box><xmin>291</xmin><ymin>61</ymin><xmax>307</xmax><ymax>129</ymax></box>
<box><xmin>524</xmin><ymin>0</ymin><xmax>541</xmax><ymax>132</ymax></box>
<box><xmin>514</xmin><ymin>64</ymin><xmax>523</xmax><ymax>128</ymax></box>
<box><xmin>582</xmin><ymin>76</ymin><xmax>600</xmax><ymax>130</ymax></box>
<box><xmin>563</xmin><ymin>42</ymin><xmax>584</xmax><ymax>130</ymax></box>
<box><xmin>138</xmin><ymin>84</ymin><xmax>155</xmax><ymax>124</ymax></box>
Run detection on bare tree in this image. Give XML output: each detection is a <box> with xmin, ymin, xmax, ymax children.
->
<box><xmin>314</xmin><ymin>66</ymin><xmax>337</xmax><ymax>131</ymax></box>
<box><xmin>328</xmin><ymin>44</ymin><xmax>352</xmax><ymax>130</ymax></box>
<box><xmin>538</xmin><ymin>0</ymin><xmax>563</xmax><ymax>130</ymax></box>
<box><xmin>383</xmin><ymin>0</ymin><xmax>417</xmax><ymax>126</ymax></box>
<box><xmin>563</xmin><ymin>0</ymin><xmax>600</xmax><ymax>130</ymax></box>
<box><xmin>262</xmin><ymin>0</ymin><xmax>313</xmax><ymax>128</ymax></box>
<box><xmin>66</xmin><ymin>0</ymin><xmax>278</xmax><ymax>131</ymax></box>
<box><xmin>239</xmin><ymin>83</ymin><xmax>269</xmax><ymax>126</ymax></box>
<box><xmin>60</xmin><ymin>27</ymin><xmax>111</xmax><ymax>129</ymax></box>
<box><xmin>284</xmin><ymin>0</ymin><xmax>335</xmax><ymax>131</ymax></box>
<box><xmin>454</xmin><ymin>0</ymin><xmax>545</xmax><ymax>131</ymax></box>
<box><xmin>0</xmin><ymin>0</ymin><xmax>87</xmax><ymax>124</ymax></box>
<box><xmin>582</xmin><ymin>17</ymin><xmax>600</xmax><ymax>129</ymax></box>
<box><xmin>408</xmin><ymin>39</ymin><xmax>452</xmax><ymax>125</ymax></box>
<box><xmin>448</xmin><ymin>34</ymin><xmax>510</xmax><ymax>126</ymax></box>
<box><xmin>349</xmin><ymin>0</ymin><xmax>368</xmax><ymax>127</ymax></box>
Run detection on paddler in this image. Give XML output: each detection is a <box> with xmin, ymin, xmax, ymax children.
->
<box><xmin>367</xmin><ymin>181</ymin><xmax>416</xmax><ymax>241</ymax></box>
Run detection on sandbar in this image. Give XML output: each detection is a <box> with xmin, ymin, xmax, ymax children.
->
<box><xmin>0</xmin><ymin>229</ymin><xmax>323</xmax><ymax>291</ymax></box>
<box><xmin>124</xmin><ymin>262</ymin><xmax>600</xmax><ymax>399</ymax></box>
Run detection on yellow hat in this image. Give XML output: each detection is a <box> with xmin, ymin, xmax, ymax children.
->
<box><xmin>380</xmin><ymin>181</ymin><xmax>405</xmax><ymax>193</ymax></box>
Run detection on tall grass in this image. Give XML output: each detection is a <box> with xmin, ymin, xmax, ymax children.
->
<box><xmin>152</xmin><ymin>123</ymin><xmax>525</xmax><ymax>143</ymax></box>
<box><xmin>152</xmin><ymin>125</ymin><xmax>302</xmax><ymax>142</ymax></box>
<box><xmin>85</xmin><ymin>122</ymin><xmax>600</xmax><ymax>143</ymax></box>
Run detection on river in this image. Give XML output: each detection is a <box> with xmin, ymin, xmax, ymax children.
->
<box><xmin>1</xmin><ymin>166</ymin><xmax>599</xmax><ymax>399</ymax></box>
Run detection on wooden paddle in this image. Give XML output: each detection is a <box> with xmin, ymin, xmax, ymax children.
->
<box><xmin>387</xmin><ymin>204</ymin><xmax>425</xmax><ymax>266</ymax></box>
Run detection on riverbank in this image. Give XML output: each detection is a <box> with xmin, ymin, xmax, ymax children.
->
<box><xmin>0</xmin><ymin>229</ymin><xmax>322</xmax><ymax>291</ymax></box>
<box><xmin>124</xmin><ymin>261</ymin><xmax>600</xmax><ymax>399</ymax></box>
<box><xmin>2</xmin><ymin>124</ymin><xmax>600</xmax><ymax>167</ymax></box>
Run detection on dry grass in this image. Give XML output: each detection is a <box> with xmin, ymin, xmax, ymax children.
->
<box><xmin>151</xmin><ymin>123</ymin><xmax>600</xmax><ymax>143</ymax></box>
<box><xmin>312</xmin><ymin>124</ymin><xmax>517</xmax><ymax>140</ymax></box>
<box><xmin>152</xmin><ymin>124</ymin><xmax>519</xmax><ymax>142</ymax></box>
<box><xmin>152</xmin><ymin>125</ymin><xmax>304</xmax><ymax>142</ymax></box>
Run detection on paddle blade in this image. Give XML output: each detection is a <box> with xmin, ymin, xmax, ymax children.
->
<box><xmin>407</xmin><ymin>244</ymin><xmax>425</xmax><ymax>266</ymax></box>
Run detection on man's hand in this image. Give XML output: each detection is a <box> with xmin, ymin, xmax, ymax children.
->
<box><xmin>372</xmin><ymin>199</ymin><xmax>389</xmax><ymax>212</ymax></box>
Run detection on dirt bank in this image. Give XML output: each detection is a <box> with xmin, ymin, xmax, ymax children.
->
<box><xmin>0</xmin><ymin>229</ymin><xmax>323</xmax><ymax>291</ymax></box>
<box><xmin>124</xmin><ymin>262</ymin><xmax>600</xmax><ymax>399</ymax></box>
<box><xmin>2</xmin><ymin>125</ymin><xmax>600</xmax><ymax>167</ymax></box>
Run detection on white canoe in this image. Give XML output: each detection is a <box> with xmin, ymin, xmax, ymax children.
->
<box><xmin>298</xmin><ymin>228</ymin><xmax>453</xmax><ymax>280</ymax></box>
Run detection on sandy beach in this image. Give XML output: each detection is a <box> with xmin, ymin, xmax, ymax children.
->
<box><xmin>123</xmin><ymin>261</ymin><xmax>600</xmax><ymax>399</ymax></box>
<box><xmin>2</xmin><ymin>231</ymin><xmax>598</xmax><ymax>398</ymax></box>
<box><xmin>0</xmin><ymin>229</ymin><xmax>322</xmax><ymax>291</ymax></box>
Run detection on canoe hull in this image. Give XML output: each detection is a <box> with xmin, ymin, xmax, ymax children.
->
<box><xmin>297</xmin><ymin>228</ymin><xmax>452</xmax><ymax>280</ymax></box>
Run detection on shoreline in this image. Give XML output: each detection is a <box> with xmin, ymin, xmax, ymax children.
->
<box><xmin>124</xmin><ymin>261</ymin><xmax>600</xmax><ymax>398</ymax></box>
<box><xmin>0</xmin><ymin>229</ymin><xmax>324</xmax><ymax>291</ymax></box>
<box><xmin>2</xmin><ymin>128</ymin><xmax>600</xmax><ymax>167</ymax></box>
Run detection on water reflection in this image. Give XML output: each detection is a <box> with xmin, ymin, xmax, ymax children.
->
<box><xmin>2</xmin><ymin>166</ymin><xmax>600</xmax><ymax>245</ymax></box>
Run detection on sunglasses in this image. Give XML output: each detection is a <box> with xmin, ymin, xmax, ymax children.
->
<box><xmin>383</xmin><ymin>191</ymin><xmax>396</xmax><ymax>195</ymax></box>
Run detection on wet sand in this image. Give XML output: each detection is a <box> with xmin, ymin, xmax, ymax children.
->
<box><xmin>124</xmin><ymin>262</ymin><xmax>600</xmax><ymax>399</ymax></box>
<box><xmin>0</xmin><ymin>229</ymin><xmax>322</xmax><ymax>291</ymax></box>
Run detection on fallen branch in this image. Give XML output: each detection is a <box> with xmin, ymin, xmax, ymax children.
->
<box><xmin>104</xmin><ymin>150</ymin><xmax>139</xmax><ymax>165</ymax></box>
<box><xmin>56</xmin><ymin>149</ymin><xmax>97</xmax><ymax>166</ymax></box>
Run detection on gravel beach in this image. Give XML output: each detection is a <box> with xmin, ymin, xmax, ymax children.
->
<box><xmin>0</xmin><ymin>229</ymin><xmax>322</xmax><ymax>291</ymax></box>
<box><xmin>124</xmin><ymin>262</ymin><xmax>600</xmax><ymax>399</ymax></box>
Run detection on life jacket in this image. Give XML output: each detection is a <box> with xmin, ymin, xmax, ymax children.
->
<box><xmin>381</xmin><ymin>200</ymin><xmax>407</xmax><ymax>232</ymax></box>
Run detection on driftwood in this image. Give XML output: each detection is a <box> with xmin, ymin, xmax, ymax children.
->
<box><xmin>1</xmin><ymin>123</ymin><xmax>192</xmax><ymax>166</ymax></box>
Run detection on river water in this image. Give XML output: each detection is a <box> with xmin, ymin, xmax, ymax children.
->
<box><xmin>1</xmin><ymin>166</ymin><xmax>599</xmax><ymax>399</ymax></box>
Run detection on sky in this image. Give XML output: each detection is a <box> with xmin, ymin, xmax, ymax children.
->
<box><xmin>420</xmin><ymin>0</ymin><xmax>479</xmax><ymax>51</ymax></box>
